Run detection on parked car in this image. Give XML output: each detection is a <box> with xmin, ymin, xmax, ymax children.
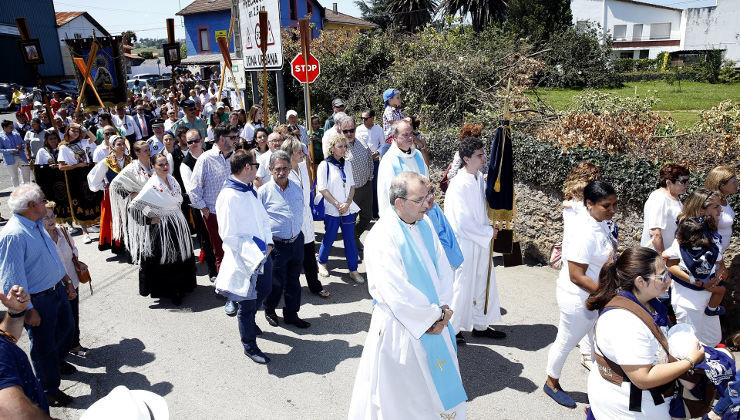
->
<box><xmin>0</xmin><ymin>84</ymin><xmax>13</xmax><ymax>111</ymax></box>
<box><xmin>133</xmin><ymin>73</ymin><xmax>160</xmax><ymax>84</ymax></box>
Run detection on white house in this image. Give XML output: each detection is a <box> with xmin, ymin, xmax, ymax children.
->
<box><xmin>55</xmin><ymin>12</ymin><xmax>111</xmax><ymax>77</ymax></box>
<box><xmin>570</xmin><ymin>0</ymin><xmax>740</xmax><ymax>62</ymax></box>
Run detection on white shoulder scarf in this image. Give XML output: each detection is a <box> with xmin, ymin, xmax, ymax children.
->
<box><xmin>128</xmin><ymin>174</ymin><xmax>192</xmax><ymax>265</ymax></box>
<box><xmin>109</xmin><ymin>160</ymin><xmax>153</xmax><ymax>242</ymax></box>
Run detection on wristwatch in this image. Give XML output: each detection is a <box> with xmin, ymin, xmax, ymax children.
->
<box><xmin>64</xmin><ymin>278</ymin><xmax>73</xmax><ymax>286</ymax></box>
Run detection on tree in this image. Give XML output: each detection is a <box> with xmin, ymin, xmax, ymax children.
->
<box><xmin>139</xmin><ymin>51</ymin><xmax>154</xmax><ymax>59</ymax></box>
<box><xmin>506</xmin><ymin>0</ymin><xmax>572</xmax><ymax>42</ymax></box>
<box><xmin>442</xmin><ymin>0</ymin><xmax>507</xmax><ymax>32</ymax></box>
<box><xmin>122</xmin><ymin>30</ymin><xmax>137</xmax><ymax>45</ymax></box>
<box><xmin>355</xmin><ymin>0</ymin><xmax>393</xmax><ymax>30</ymax></box>
<box><xmin>180</xmin><ymin>43</ymin><xmax>187</xmax><ymax>59</ymax></box>
<box><xmin>385</xmin><ymin>0</ymin><xmax>438</xmax><ymax>32</ymax></box>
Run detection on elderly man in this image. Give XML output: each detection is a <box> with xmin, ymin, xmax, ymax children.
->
<box><xmin>171</xmin><ymin>99</ymin><xmax>207</xmax><ymax>140</ymax></box>
<box><xmin>216</xmin><ymin>150</ymin><xmax>274</xmax><ymax>364</ymax></box>
<box><xmin>113</xmin><ymin>105</ymin><xmax>141</xmax><ymax>143</ymax></box>
<box><xmin>0</xmin><ymin>184</ymin><xmax>77</xmax><ymax>407</ymax></box>
<box><xmin>254</xmin><ymin>132</ymin><xmax>284</xmax><ymax>188</ymax></box>
<box><xmin>258</xmin><ymin>151</ymin><xmax>309</xmax><ymax>329</ymax></box>
<box><xmin>348</xmin><ymin>171</ymin><xmax>466</xmax><ymax>419</ymax></box>
<box><xmin>321</xmin><ymin>111</ymin><xmax>347</xmax><ymax>146</ymax></box>
<box><xmin>340</xmin><ymin>116</ymin><xmax>374</xmax><ymax>254</ymax></box>
<box><xmin>189</xmin><ymin>123</ymin><xmax>237</xmax><ymax>314</ymax></box>
<box><xmin>444</xmin><ymin>137</ymin><xmax>505</xmax><ymax>343</ymax></box>
<box><xmin>147</xmin><ymin>118</ymin><xmax>166</xmax><ymax>154</ymax></box>
<box><xmin>286</xmin><ymin>110</ymin><xmax>309</xmax><ymax>146</ymax></box>
<box><xmin>356</xmin><ymin>109</ymin><xmax>384</xmax><ymax>218</ymax></box>
<box><xmin>323</xmin><ymin>98</ymin><xmax>345</xmax><ymax>132</ymax></box>
<box><xmin>376</xmin><ymin>120</ymin><xmax>429</xmax><ymax>218</ymax></box>
<box><xmin>201</xmin><ymin>96</ymin><xmax>218</xmax><ymax>122</ymax></box>
<box><xmin>0</xmin><ymin>285</ymin><xmax>53</xmax><ymax>418</ymax></box>
<box><xmin>164</xmin><ymin>108</ymin><xmax>179</xmax><ymax>132</ymax></box>
<box><xmin>133</xmin><ymin>105</ymin><xmax>152</xmax><ymax>139</ymax></box>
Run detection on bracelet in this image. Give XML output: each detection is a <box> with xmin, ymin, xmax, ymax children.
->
<box><xmin>8</xmin><ymin>310</ymin><xmax>26</xmax><ymax>318</ymax></box>
<box><xmin>437</xmin><ymin>307</ymin><xmax>445</xmax><ymax>323</ymax></box>
<box><xmin>682</xmin><ymin>357</ymin><xmax>695</xmax><ymax>372</ymax></box>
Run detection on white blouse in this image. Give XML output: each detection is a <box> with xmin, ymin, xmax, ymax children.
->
<box><xmin>316</xmin><ymin>159</ymin><xmax>360</xmax><ymax>217</ymax></box>
<box><xmin>717</xmin><ymin>202</ymin><xmax>735</xmax><ymax>252</ymax></box>
<box><xmin>289</xmin><ymin>161</ymin><xmax>315</xmax><ymax>243</ymax></box>
<box><xmin>51</xmin><ymin>226</ymin><xmax>80</xmax><ymax>288</ymax></box>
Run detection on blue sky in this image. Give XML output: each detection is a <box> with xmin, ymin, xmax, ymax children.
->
<box><xmin>52</xmin><ymin>0</ymin><xmax>718</xmax><ymax>40</ymax></box>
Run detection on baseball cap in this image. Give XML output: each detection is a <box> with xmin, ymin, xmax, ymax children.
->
<box><xmin>216</xmin><ymin>102</ymin><xmax>225</xmax><ymax>109</ymax></box>
<box><xmin>383</xmin><ymin>88</ymin><xmax>400</xmax><ymax>104</ymax></box>
<box><xmin>332</xmin><ymin>98</ymin><xmax>344</xmax><ymax>108</ymax></box>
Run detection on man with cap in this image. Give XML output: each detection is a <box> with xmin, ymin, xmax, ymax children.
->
<box><xmin>215</xmin><ymin>102</ymin><xmax>228</xmax><ymax>124</ymax></box>
<box><xmin>323</xmin><ymin>98</ymin><xmax>345</xmax><ymax>132</ymax></box>
<box><xmin>198</xmin><ymin>86</ymin><xmax>210</xmax><ymax>107</ymax></box>
<box><xmin>171</xmin><ymin>99</ymin><xmax>207</xmax><ymax>140</ymax></box>
<box><xmin>31</xmin><ymin>101</ymin><xmax>45</xmax><ymax>119</ymax></box>
<box><xmin>286</xmin><ymin>110</ymin><xmax>309</xmax><ymax>147</ymax></box>
<box><xmin>147</xmin><ymin>119</ymin><xmax>166</xmax><ymax>154</ymax></box>
<box><xmin>202</xmin><ymin>95</ymin><xmax>218</xmax><ymax>121</ymax></box>
<box><xmin>382</xmin><ymin>88</ymin><xmax>404</xmax><ymax>144</ymax></box>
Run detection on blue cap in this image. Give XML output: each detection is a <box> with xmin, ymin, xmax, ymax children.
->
<box><xmin>383</xmin><ymin>88</ymin><xmax>400</xmax><ymax>104</ymax></box>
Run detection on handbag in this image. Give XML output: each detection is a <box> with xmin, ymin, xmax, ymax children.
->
<box><xmin>61</xmin><ymin>228</ymin><xmax>93</xmax><ymax>295</ymax></box>
<box><xmin>311</xmin><ymin>163</ymin><xmax>330</xmax><ymax>221</ymax></box>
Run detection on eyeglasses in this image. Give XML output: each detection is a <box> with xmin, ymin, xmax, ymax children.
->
<box><xmin>248</xmin><ymin>163</ymin><xmax>260</xmax><ymax>169</ymax></box>
<box><xmin>272</xmin><ymin>166</ymin><xmax>290</xmax><ymax>172</ymax></box>
<box><xmin>645</xmin><ymin>271</ymin><xmax>670</xmax><ymax>284</ymax></box>
<box><xmin>400</xmin><ymin>194</ymin><xmax>433</xmax><ymax>205</ymax></box>
<box><xmin>342</xmin><ymin>129</ymin><xmax>356</xmax><ymax>134</ymax></box>
<box><xmin>187</xmin><ymin>138</ymin><xmax>202</xmax><ymax>144</ymax></box>
<box><xmin>224</xmin><ymin>135</ymin><xmax>238</xmax><ymax>140</ymax></box>
<box><xmin>674</xmin><ymin>178</ymin><xmax>689</xmax><ymax>185</ymax></box>
<box><xmin>104</xmin><ymin>131</ymin><xmax>115</xmax><ymax>135</ymax></box>
<box><xmin>361</xmin><ymin>117</ymin><xmax>371</xmax><ymax>120</ymax></box>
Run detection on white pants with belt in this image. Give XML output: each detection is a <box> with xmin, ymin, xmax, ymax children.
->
<box><xmin>546</xmin><ymin>287</ymin><xmax>597</xmax><ymax>379</ymax></box>
<box><xmin>4</xmin><ymin>160</ymin><xmax>31</xmax><ymax>188</ymax></box>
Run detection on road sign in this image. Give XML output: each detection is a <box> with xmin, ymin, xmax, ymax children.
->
<box><xmin>222</xmin><ymin>59</ymin><xmax>247</xmax><ymax>90</ymax></box>
<box><xmin>290</xmin><ymin>54</ymin><xmax>320</xmax><ymax>84</ymax></box>
<box><xmin>236</xmin><ymin>0</ymin><xmax>283</xmax><ymax>70</ymax></box>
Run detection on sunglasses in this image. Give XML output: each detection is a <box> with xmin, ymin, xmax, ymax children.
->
<box><xmin>361</xmin><ymin>117</ymin><xmax>371</xmax><ymax>120</ymax></box>
<box><xmin>342</xmin><ymin>129</ymin><xmax>356</xmax><ymax>134</ymax></box>
<box><xmin>187</xmin><ymin>138</ymin><xmax>202</xmax><ymax>144</ymax></box>
<box><xmin>249</xmin><ymin>162</ymin><xmax>260</xmax><ymax>169</ymax></box>
<box><xmin>104</xmin><ymin>131</ymin><xmax>115</xmax><ymax>135</ymax></box>
<box><xmin>674</xmin><ymin>178</ymin><xmax>689</xmax><ymax>185</ymax></box>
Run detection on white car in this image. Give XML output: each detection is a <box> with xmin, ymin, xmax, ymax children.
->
<box><xmin>0</xmin><ymin>94</ymin><xmax>9</xmax><ymax>111</ymax></box>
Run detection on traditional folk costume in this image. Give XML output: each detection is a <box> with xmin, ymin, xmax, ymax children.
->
<box><xmin>109</xmin><ymin>160</ymin><xmax>154</xmax><ymax>255</ymax></box>
<box><xmin>348</xmin><ymin>212</ymin><xmax>467</xmax><ymax>419</ymax></box>
<box><xmin>444</xmin><ymin>170</ymin><xmax>500</xmax><ymax>333</ymax></box>
<box><xmin>87</xmin><ymin>153</ymin><xmax>132</xmax><ymax>253</ymax></box>
<box><xmin>129</xmin><ymin>174</ymin><xmax>195</xmax><ymax>300</ymax></box>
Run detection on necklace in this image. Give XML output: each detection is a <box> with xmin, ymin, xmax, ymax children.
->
<box><xmin>0</xmin><ymin>328</ymin><xmax>17</xmax><ymax>344</ymax></box>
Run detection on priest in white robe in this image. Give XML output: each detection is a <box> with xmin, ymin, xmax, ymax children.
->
<box><xmin>444</xmin><ymin>137</ymin><xmax>506</xmax><ymax>343</ymax></box>
<box><xmin>349</xmin><ymin>171</ymin><xmax>467</xmax><ymax>419</ymax></box>
<box><xmin>376</xmin><ymin>120</ymin><xmax>428</xmax><ymax>218</ymax></box>
<box><xmin>215</xmin><ymin>150</ymin><xmax>274</xmax><ymax>364</ymax></box>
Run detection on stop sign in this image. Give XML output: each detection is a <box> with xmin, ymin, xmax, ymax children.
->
<box><xmin>290</xmin><ymin>53</ymin><xmax>320</xmax><ymax>84</ymax></box>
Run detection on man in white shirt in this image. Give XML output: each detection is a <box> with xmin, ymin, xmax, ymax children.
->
<box><xmin>321</xmin><ymin>112</ymin><xmax>347</xmax><ymax>146</ymax></box>
<box><xmin>348</xmin><ymin>171</ymin><xmax>466</xmax><ymax>419</ymax></box>
<box><xmin>215</xmin><ymin>149</ymin><xmax>274</xmax><ymax>364</ymax></box>
<box><xmin>201</xmin><ymin>96</ymin><xmax>218</xmax><ymax>122</ymax></box>
<box><xmin>444</xmin><ymin>137</ymin><xmax>505</xmax><ymax>343</ymax></box>
<box><xmin>355</xmin><ymin>109</ymin><xmax>384</xmax><ymax>218</ymax></box>
<box><xmin>254</xmin><ymin>133</ymin><xmax>284</xmax><ymax>188</ymax></box>
<box><xmin>146</xmin><ymin>119</ymin><xmax>165</xmax><ymax>155</ymax></box>
<box><xmin>112</xmin><ymin>105</ymin><xmax>141</xmax><ymax>144</ymax></box>
<box><xmin>163</xmin><ymin>109</ymin><xmax>179</xmax><ymax>132</ymax></box>
<box><xmin>286</xmin><ymin>110</ymin><xmax>309</xmax><ymax>147</ymax></box>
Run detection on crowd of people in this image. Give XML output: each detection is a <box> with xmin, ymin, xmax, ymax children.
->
<box><xmin>0</xmin><ymin>79</ymin><xmax>739</xmax><ymax>420</ymax></box>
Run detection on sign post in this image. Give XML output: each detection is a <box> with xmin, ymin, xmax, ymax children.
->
<box><xmin>259</xmin><ymin>11</ymin><xmax>269</xmax><ymax>128</ymax></box>
<box><xmin>297</xmin><ymin>19</ymin><xmax>315</xmax><ymax>182</ymax></box>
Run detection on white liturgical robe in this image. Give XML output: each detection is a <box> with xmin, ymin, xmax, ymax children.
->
<box><xmin>348</xmin><ymin>213</ymin><xmax>466</xmax><ymax>419</ymax></box>
<box><xmin>376</xmin><ymin>142</ymin><xmax>428</xmax><ymax>218</ymax></box>
<box><xmin>444</xmin><ymin>170</ymin><xmax>501</xmax><ymax>331</ymax></box>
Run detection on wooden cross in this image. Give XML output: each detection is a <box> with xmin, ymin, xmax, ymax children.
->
<box><xmin>73</xmin><ymin>41</ymin><xmax>105</xmax><ymax>109</ymax></box>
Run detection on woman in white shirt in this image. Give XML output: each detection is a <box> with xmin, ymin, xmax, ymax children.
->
<box><xmin>640</xmin><ymin>164</ymin><xmax>690</xmax><ymax>254</ymax></box>
<box><xmin>241</xmin><ymin>105</ymin><xmax>264</xmax><ymax>144</ymax></box>
<box><xmin>544</xmin><ymin>180</ymin><xmax>618</xmax><ymax>408</ymax></box>
<box><xmin>35</xmin><ymin>128</ymin><xmax>61</xmax><ymax>165</ymax></box>
<box><xmin>704</xmin><ymin>165</ymin><xmax>738</xmax><ymax>253</ymax></box>
<box><xmin>24</xmin><ymin>117</ymin><xmax>45</xmax><ymax>159</ymax></box>
<box><xmin>282</xmin><ymin>138</ymin><xmax>330</xmax><ymax>298</ymax></box>
<box><xmin>58</xmin><ymin>122</ymin><xmax>96</xmax><ymax>244</ymax></box>
<box><xmin>316</xmin><ymin>134</ymin><xmax>363</xmax><ymax>284</ymax></box>
<box><xmin>585</xmin><ymin>247</ymin><xmax>704</xmax><ymax>420</ymax></box>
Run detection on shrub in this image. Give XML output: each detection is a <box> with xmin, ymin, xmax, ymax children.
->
<box><xmin>719</xmin><ymin>60</ymin><xmax>740</xmax><ymax>83</ymax></box>
<box><xmin>696</xmin><ymin>100</ymin><xmax>740</xmax><ymax>135</ymax></box>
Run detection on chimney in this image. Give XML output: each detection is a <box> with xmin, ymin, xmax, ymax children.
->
<box><xmin>332</xmin><ymin>3</ymin><xmax>337</xmax><ymax>13</ymax></box>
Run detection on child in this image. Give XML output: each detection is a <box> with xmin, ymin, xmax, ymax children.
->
<box><xmin>671</xmin><ymin>216</ymin><xmax>727</xmax><ymax>316</ymax></box>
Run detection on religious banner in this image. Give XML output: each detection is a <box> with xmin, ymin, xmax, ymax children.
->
<box><xmin>65</xmin><ymin>36</ymin><xmax>127</xmax><ymax>111</ymax></box>
<box><xmin>33</xmin><ymin>164</ymin><xmax>73</xmax><ymax>223</ymax></box>
<box><xmin>64</xmin><ymin>166</ymin><xmax>102</xmax><ymax>226</ymax></box>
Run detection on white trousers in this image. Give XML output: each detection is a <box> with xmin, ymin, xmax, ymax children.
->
<box><xmin>674</xmin><ymin>302</ymin><xmax>721</xmax><ymax>347</ymax></box>
<box><xmin>4</xmin><ymin>161</ymin><xmax>30</xmax><ymax>188</ymax></box>
<box><xmin>546</xmin><ymin>287</ymin><xmax>597</xmax><ymax>379</ymax></box>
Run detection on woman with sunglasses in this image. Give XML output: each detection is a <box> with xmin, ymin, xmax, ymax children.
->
<box><xmin>640</xmin><ymin>164</ymin><xmax>690</xmax><ymax>254</ymax></box>
<box><xmin>544</xmin><ymin>180</ymin><xmax>619</xmax><ymax>408</ymax></box>
<box><xmin>585</xmin><ymin>247</ymin><xmax>703</xmax><ymax>419</ymax></box>
<box><xmin>58</xmin><ymin>122</ymin><xmax>98</xmax><ymax>244</ymax></box>
<box><xmin>316</xmin><ymin>134</ymin><xmax>363</xmax><ymax>284</ymax></box>
<box><xmin>88</xmin><ymin>136</ymin><xmax>131</xmax><ymax>254</ymax></box>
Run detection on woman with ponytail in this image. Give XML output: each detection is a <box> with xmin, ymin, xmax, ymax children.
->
<box><xmin>586</xmin><ymin>247</ymin><xmax>704</xmax><ymax>419</ymax></box>
<box><xmin>544</xmin><ymin>180</ymin><xmax>619</xmax><ymax>408</ymax></box>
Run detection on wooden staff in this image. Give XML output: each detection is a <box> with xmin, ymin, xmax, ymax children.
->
<box><xmin>259</xmin><ymin>11</ymin><xmax>269</xmax><ymax>128</ymax></box>
<box><xmin>73</xmin><ymin>42</ymin><xmax>105</xmax><ymax>110</ymax></box>
<box><xmin>485</xmin><ymin>78</ymin><xmax>512</xmax><ymax>315</ymax></box>
<box><xmin>217</xmin><ymin>13</ymin><xmax>235</xmax><ymax>102</ymax></box>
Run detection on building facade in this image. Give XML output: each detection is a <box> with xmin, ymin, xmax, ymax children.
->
<box><xmin>571</xmin><ymin>0</ymin><xmax>740</xmax><ymax>62</ymax></box>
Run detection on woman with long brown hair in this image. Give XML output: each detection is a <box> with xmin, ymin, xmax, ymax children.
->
<box><xmin>58</xmin><ymin>122</ymin><xmax>97</xmax><ymax>243</ymax></box>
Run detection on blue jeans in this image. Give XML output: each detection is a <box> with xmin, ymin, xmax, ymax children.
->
<box><xmin>264</xmin><ymin>233</ymin><xmax>305</xmax><ymax>321</ymax></box>
<box><xmin>318</xmin><ymin>214</ymin><xmax>359</xmax><ymax>272</ymax></box>
<box><xmin>26</xmin><ymin>282</ymin><xmax>74</xmax><ymax>394</ymax></box>
<box><xmin>237</xmin><ymin>256</ymin><xmax>273</xmax><ymax>351</ymax></box>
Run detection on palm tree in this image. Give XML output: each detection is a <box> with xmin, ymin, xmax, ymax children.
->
<box><xmin>442</xmin><ymin>0</ymin><xmax>508</xmax><ymax>32</ymax></box>
<box><xmin>355</xmin><ymin>0</ymin><xmax>392</xmax><ymax>30</ymax></box>
<box><xmin>385</xmin><ymin>0</ymin><xmax>438</xmax><ymax>32</ymax></box>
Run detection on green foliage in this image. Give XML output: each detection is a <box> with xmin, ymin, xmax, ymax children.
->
<box><xmin>540</xmin><ymin>24</ymin><xmax>621</xmax><ymax>88</ymax></box>
<box><xmin>441</xmin><ymin>0</ymin><xmax>507</xmax><ymax>32</ymax></box>
<box><xmin>138</xmin><ymin>51</ymin><xmax>154</xmax><ymax>59</ymax></box>
<box><xmin>719</xmin><ymin>61</ymin><xmax>740</xmax><ymax>83</ymax></box>
<box><xmin>180</xmin><ymin>43</ymin><xmax>187</xmax><ymax>59</ymax></box>
<box><xmin>385</xmin><ymin>0</ymin><xmax>437</xmax><ymax>32</ymax></box>
<box><xmin>570</xmin><ymin>90</ymin><xmax>659</xmax><ymax>114</ymax></box>
<box><xmin>615</xmin><ymin>58</ymin><xmax>660</xmax><ymax>73</ymax></box>
<box><xmin>355</xmin><ymin>0</ymin><xmax>393</xmax><ymax>29</ymax></box>
<box><xmin>696</xmin><ymin>100</ymin><xmax>740</xmax><ymax>135</ymax></box>
<box><xmin>505</xmin><ymin>0</ymin><xmax>572</xmax><ymax>42</ymax></box>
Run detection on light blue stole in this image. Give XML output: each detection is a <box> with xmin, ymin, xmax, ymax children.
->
<box><xmin>425</xmin><ymin>203</ymin><xmax>464</xmax><ymax>269</ymax></box>
<box><xmin>392</xmin><ymin>214</ymin><xmax>468</xmax><ymax>410</ymax></box>
<box><xmin>390</xmin><ymin>148</ymin><xmax>427</xmax><ymax>177</ymax></box>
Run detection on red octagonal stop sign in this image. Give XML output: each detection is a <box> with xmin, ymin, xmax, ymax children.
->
<box><xmin>291</xmin><ymin>53</ymin><xmax>320</xmax><ymax>84</ymax></box>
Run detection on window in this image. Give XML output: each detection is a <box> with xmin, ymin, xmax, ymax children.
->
<box><xmin>613</xmin><ymin>25</ymin><xmax>627</xmax><ymax>41</ymax></box>
<box><xmin>632</xmin><ymin>24</ymin><xmax>643</xmax><ymax>41</ymax></box>
<box><xmin>576</xmin><ymin>20</ymin><xmax>589</xmax><ymax>32</ymax></box>
<box><xmin>306</xmin><ymin>0</ymin><xmax>313</xmax><ymax>16</ymax></box>
<box><xmin>639</xmin><ymin>50</ymin><xmax>649</xmax><ymax>59</ymax></box>
<box><xmin>290</xmin><ymin>0</ymin><xmax>298</xmax><ymax>20</ymax></box>
<box><xmin>650</xmin><ymin>23</ymin><xmax>671</xmax><ymax>40</ymax></box>
<box><xmin>619</xmin><ymin>51</ymin><xmax>633</xmax><ymax>59</ymax></box>
<box><xmin>199</xmin><ymin>28</ymin><xmax>210</xmax><ymax>52</ymax></box>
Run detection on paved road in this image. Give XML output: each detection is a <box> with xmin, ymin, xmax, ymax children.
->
<box><xmin>0</xmin><ymin>109</ymin><xmax>592</xmax><ymax>419</ymax></box>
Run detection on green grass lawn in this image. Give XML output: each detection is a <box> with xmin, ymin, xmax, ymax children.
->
<box><xmin>530</xmin><ymin>80</ymin><xmax>740</xmax><ymax>130</ymax></box>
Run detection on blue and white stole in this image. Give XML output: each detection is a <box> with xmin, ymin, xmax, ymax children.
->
<box><xmin>425</xmin><ymin>203</ymin><xmax>464</xmax><ymax>269</ymax></box>
<box><xmin>391</xmin><ymin>214</ymin><xmax>468</xmax><ymax>410</ymax></box>
<box><xmin>390</xmin><ymin>146</ymin><xmax>427</xmax><ymax>177</ymax></box>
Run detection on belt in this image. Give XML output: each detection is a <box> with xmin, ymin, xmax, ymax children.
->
<box><xmin>31</xmin><ymin>282</ymin><xmax>60</xmax><ymax>298</ymax></box>
<box><xmin>273</xmin><ymin>235</ymin><xmax>299</xmax><ymax>244</ymax></box>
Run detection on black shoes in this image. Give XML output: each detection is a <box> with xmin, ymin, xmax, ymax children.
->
<box><xmin>244</xmin><ymin>347</ymin><xmax>271</xmax><ymax>364</ymax></box>
<box><xmin>254</xmin><ymin>321</ymin><xmax>263</xmax><ymax>335</ymax></box>
<box><xmin>284</xmin><ymin>317</ymin><xmax>311</xmax><ymax>329</ymax></box>
<box><xmin>264</xmin><ymin>311</ymin><xmax>279</xmax><ymax>327</ymax></box>
<box><xmin>46</xmin><ymin>390</ymin><xmax>73</xmax><ymax>407</ymax></box>
<box><xmin>455</xmin><ymin>332</ymin><xmax>466</xmax><ymax>345</ymax></box>
<box><xmin>472</xmin><ymin>327</ymin><xmax>507</xmax><ymax>339</ymax></box>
